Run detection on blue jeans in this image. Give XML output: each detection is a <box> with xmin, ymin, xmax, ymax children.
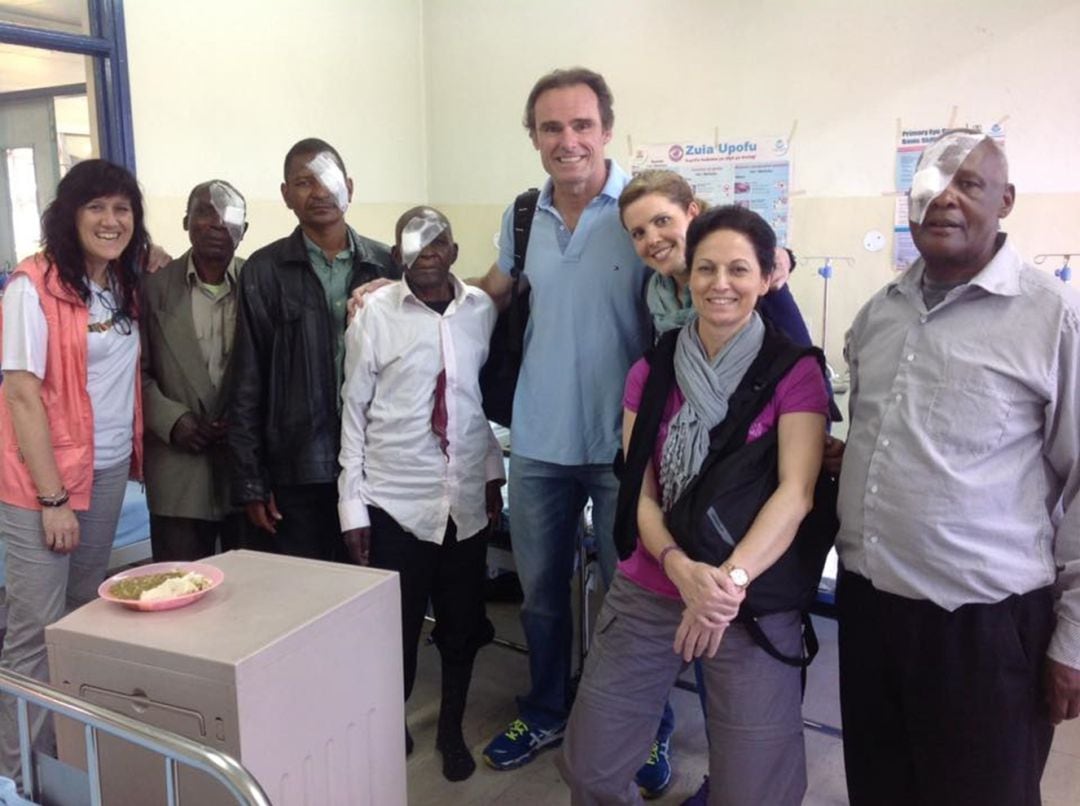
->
<box><xmin>509</xmin><ymin>453</ymin><xmax>619</xmax><ymax>726</ymax></box>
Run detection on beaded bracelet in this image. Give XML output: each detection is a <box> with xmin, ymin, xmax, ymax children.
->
<box><xmin>37</xmin><ymin>487</ymin><xmax>70</xmax><ymax>508</ymax></box>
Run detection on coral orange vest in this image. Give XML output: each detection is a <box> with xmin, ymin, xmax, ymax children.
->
<box><xmin>0</xmin><ymin>254</ymin><xmax>143</xmax><ymax>511</ymax></box>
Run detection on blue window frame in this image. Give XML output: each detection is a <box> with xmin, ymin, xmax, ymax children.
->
<box><xmin>0</xmin><ymin>0</ymin><xmax>135</xmax><ymax>170</ymax></box>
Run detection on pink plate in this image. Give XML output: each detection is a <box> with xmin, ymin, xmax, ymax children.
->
<box><xmin>98</xmin><ymin>562</ymin><xmax>225</xmax><ymax>612</ymax></box>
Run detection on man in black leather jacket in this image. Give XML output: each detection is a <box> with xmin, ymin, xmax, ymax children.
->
<box><xmin>228</xmin><ymin>138</ymin><xmax>399</xmax><ymax>560</ymax></box>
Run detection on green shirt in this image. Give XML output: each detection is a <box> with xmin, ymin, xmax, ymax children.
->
<box><xmin>303</xmin><ymin>230</ymin><xmax>355</xmax><ymax>405</ymax></box>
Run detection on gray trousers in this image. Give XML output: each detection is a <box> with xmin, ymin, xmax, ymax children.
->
<box><xmin>557</xmin><ymin>572</ymin><xmax>807</xmax><ymax>806</ymax></box>
<box><xmin>0</xmin><ymin>462</ymin><xmax>129</xmax><ymax>781</ymax></box>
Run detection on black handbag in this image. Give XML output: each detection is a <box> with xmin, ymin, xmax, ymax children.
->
<box><xmin>614</xmin><ymin>323</ymin><xmax>839</xmax><ymax>669</ymax></box>
<box><xmin>478</xmin><ymin>188</ymin><xmax>539</xmax><ymax>427</ymax></box>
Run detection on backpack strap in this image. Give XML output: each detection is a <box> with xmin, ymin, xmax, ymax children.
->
<box><xmin>743</xmin><ymin>612</ymin><xmax>820</xmax><ymax>695</ymax></box>
<box><xmin>613</xmin><ymin>329</ymin><xmax>679</xmax><ymax>560</ymax></box>
<box><xmin>511</xmin><ymin>188</ymin><xmax>540</xmax><ymax>280</ymax></box>
<box><xmin>692</xmin><ymin>323</ymin><xmax>823</xmax><ymax>484</ymax></box>
<box><xmin>507</xmin><ymin>188</ymin><xmax>540</xmax><ymax>362</ymax></box>
<box><xmin>671</xmin><ymin>324</ymin><xmax>826</xmax><ymax>687</ymax></box>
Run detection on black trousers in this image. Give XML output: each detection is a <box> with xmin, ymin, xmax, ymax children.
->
<box><xmin>239</xmin><ymin>483</ymin><xmax>342</xmax><ymax>562</ymax></box>
<box><xmin>368</xmin><ymin>507</ymin><xmax>492</xmax><ymax>701</ymax></box>
<box><xmin>837</xmin><ymin>571</ymin><xmax>1055</xmax><ymax>806</ymax></box>
<box><xmin>149</xmin><ymin>512</ymin><xmax>245</xmax><ymax>562</ymax></box>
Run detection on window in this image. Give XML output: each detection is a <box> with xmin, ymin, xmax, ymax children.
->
<box><xmin>0</xmin><ymin>0</ymin><xmax>132</xmax><ymax>274</ymax></box>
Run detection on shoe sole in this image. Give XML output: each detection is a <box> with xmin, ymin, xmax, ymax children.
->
<box><xmin>482</xmin><ymin>736</ymin><xmax>564</xmax><ymax>771</ymax></box>
<box><xmin>637</xmin><ymin>765</ymin><xmax>673</xmax><ymax>800</ymax></box>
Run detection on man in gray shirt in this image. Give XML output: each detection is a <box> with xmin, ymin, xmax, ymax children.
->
<box><xmin>836</xmin><ymin>131</ymin><xmax>1080</xmax><ymax>805</ymax></box>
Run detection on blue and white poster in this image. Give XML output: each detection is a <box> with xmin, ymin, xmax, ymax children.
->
<box><xmin>631</xmin><ymin>136</ymin><xmax>792</xmax><ymax>246</ymax></box>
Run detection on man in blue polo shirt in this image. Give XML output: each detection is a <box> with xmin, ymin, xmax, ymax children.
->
<box><xmin>477</xmin><ymin>67</ymin><xmax>663</xmax><ymax>785</ymax></box>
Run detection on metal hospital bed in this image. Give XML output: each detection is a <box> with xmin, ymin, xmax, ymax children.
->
<box><xmin>0</xmin><ymin>667</ymin><xmax>270</xmax><ymax>806</ymax></box>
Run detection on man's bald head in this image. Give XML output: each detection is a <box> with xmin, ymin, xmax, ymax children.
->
<box><xmin>969</xmin><ymin>136</ymin><xmax>1009</xmax><ymax>184</ymax></box>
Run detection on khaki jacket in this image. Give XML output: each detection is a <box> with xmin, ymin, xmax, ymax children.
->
<box><xmin>140</xmin><ymin>252</ymin><xmax>241</xmax><ymax>520</ymax></box>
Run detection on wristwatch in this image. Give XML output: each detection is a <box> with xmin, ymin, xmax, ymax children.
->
<box><xmin>722</xmin><ymin>563</ymin><xmax>749</xmax><ymax>589</ymax></box>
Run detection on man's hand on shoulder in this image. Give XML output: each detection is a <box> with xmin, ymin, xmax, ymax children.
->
<box><xmin>346</xmin><ymin>278</ymin><xmax>395</xmax><ymax>323</ymax></box>
<box><xmin>471</xmin><ymin>262</ymin><xmax>515</xmax><ymax>312</ymax></box>
<box><xmin>1045</xmin><ymin>658</ymin><xmax>1080</xmax><ymax>724</ymax></box>
<box><xmin>143</xmin><ymin>243</ymin><xmax>172</xmax><ymax>274</ymax></box>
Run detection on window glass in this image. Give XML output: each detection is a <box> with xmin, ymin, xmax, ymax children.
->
<box><xmin>0</xmin><ymin>41</ymin><xmax>95</xmax><ymax>269</ymax></box>
<box><xmin>0</xmin><ymin>0</ymin><xmax>90</xmax><ymax>36</ymax></box>
<box><xmin>5</xmin><ymin>146</ymin><xmax>39</xmax><ymax>262</ymax></box>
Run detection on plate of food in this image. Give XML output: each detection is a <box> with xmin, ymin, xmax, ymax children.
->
<box><xmin>98</xmin><ymin>562</ymin><xmax>224</xmax><ymax>612</ymax></box>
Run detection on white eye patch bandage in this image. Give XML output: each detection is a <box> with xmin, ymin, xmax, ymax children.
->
<box><xmin>208</xmin><ymin>181</ymin><xmax>246</xmax><ymax>247</ymax></box>
<box><xmin>400</xmin><ymin>210</ymin><xmax>448</xmax><ymax>268</ymax></box>
<box><xmin>307</xmin><ymin>151</ymin><xmax>350</xmax><ymax>213</ymax></box>
<box><xmin>908</xmin><ymin>132</ymin><xmax>988</xmax><ymax>226</ymax></box>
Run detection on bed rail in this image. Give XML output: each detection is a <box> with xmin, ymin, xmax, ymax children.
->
<box><xmin>0</xmin><ymin>668</ymin><xmax>270</xmax><ymax>806</ymax></box>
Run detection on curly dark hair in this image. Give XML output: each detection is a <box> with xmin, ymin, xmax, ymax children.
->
<box><xmin>40</xmin><ymin>159</ymin><xmax>149</xmax><ymax>327</ymax></box>
<box><xmin>684</xmin><ymin>205</ymin><xmax>776</xmax><ymax>277</ymax></box>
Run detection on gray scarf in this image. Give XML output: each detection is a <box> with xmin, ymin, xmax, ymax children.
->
<box><xmin>646</xmin><ymin>272</ymin><xmax>695</xmax><ymax>335</ymax></box>
<box><xmin>659</xmin><ymin>312</ymin><xmax>765</xmax><ymax>510</ymax></box>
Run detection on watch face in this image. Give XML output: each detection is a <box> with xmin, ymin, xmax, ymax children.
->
<box><xmin>730</xmin><ymin>567</ymin><xmax>749</xmax><ymax>588</ymax></box>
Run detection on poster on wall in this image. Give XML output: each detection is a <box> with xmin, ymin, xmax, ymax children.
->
<box><xmin>892</xmin><ymin>122</ymin><xmax>1006</xmax><ymax>270</ymax></box>
<box><xmin>630</xmin><ymin>136</ymin><xmax>792</xmax><ymax>246</ymax></box>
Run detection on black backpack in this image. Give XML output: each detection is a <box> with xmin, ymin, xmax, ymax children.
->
<box><xmin>614</xmin><ymin>324</ymin><xmax>839</xmax><ymax>670</ymax></box>
<box><xmin>479</xmin><ymin>188</ymin><xmax>540</xmax><ymax>427</ymax></box>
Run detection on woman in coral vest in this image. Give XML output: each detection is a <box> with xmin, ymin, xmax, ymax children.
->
<box><xmin>0</xmin><ymin>159</ymin><xmax>147</xmax><ymax>781</ymax></box>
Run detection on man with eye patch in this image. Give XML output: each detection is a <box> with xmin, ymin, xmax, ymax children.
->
<box><xmin>228</xmin><ymin>138</ymin><xmax>399</xmax><ymax>562</ymax></box>
<box><xmin>141</xmin><ymin>180</ymin><xmax>249</xmax><ymax>561</ymax></box>
<box><xmin>836</xmin><ymin>130</ymin><xmax>1080</xmax><ymax>805</ymax></box>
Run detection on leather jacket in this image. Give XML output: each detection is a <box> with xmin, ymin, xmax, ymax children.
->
<box><xmin>228</xmin><ymin>226</ymin><xmax>399</xmax><ymax>504</ymax></box>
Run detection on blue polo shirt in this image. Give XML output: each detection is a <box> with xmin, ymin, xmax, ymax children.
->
<box><xmin>497</xmin><ymin>160</ymin><xmax>651</xmax><ymax>465</ymax></box>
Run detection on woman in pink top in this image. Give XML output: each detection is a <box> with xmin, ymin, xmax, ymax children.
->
<box><xmin>557</xmin><ymin>206</ymin><xmax>828</xmax><ymax>806</ymax></box>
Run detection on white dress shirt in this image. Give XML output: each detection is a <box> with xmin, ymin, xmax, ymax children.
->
<box><xmin>337</xmin><ymin>275</ymin><xmax>504</xmax><ymax>544</ymax></box>
<box><xmin>837</xmin><ymin>236</ymin><xmax>1080</xmax><ymax>668</ymax></box>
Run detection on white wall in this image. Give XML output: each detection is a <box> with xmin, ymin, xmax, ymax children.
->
<box><xmin>423</xmin><ymin>0</ymin><xmax>1080</xmax><ymax>200</ymax></box>
<box><xmin>121</xmin><ymin>0</ymin><xmax>1080</xmax><ymax>367</ymax></box>
<box><xmin>421</xmin><ymin>0</ymin><xmax>1080</xmax><ymax>364</ymax></box>
<box><xmin>125</xmin><ymin>0</ymin><xmax>426</xmax><ymax>254</ymax></box>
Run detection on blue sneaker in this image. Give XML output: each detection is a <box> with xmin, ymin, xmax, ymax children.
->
<box><xmin>635</xmin><ymin>736</ymin><xmax>673</xmax><ymax>799</ymax></box>
<box><xmin>482</xmin><ymin>717</ymin><xmax>565</xmax><ymax>770</ymax></box>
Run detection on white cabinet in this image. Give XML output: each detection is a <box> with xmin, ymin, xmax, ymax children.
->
<box><xmin>46</xmin><ymin>550</ymin><xmax>405</xmax><ymax>806</ymax></box>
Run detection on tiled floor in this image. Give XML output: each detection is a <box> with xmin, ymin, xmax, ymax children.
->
<box><xmin>404</xmin><ymin>600</ymin><xmax>1080</xmax><ymax>805</ymax></box>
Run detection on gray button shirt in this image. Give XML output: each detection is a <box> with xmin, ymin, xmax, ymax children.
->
<box><xmin>837</xmin><ymin>236</ymin><xmax>1080</xmax><ymax>668</ymax></box>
